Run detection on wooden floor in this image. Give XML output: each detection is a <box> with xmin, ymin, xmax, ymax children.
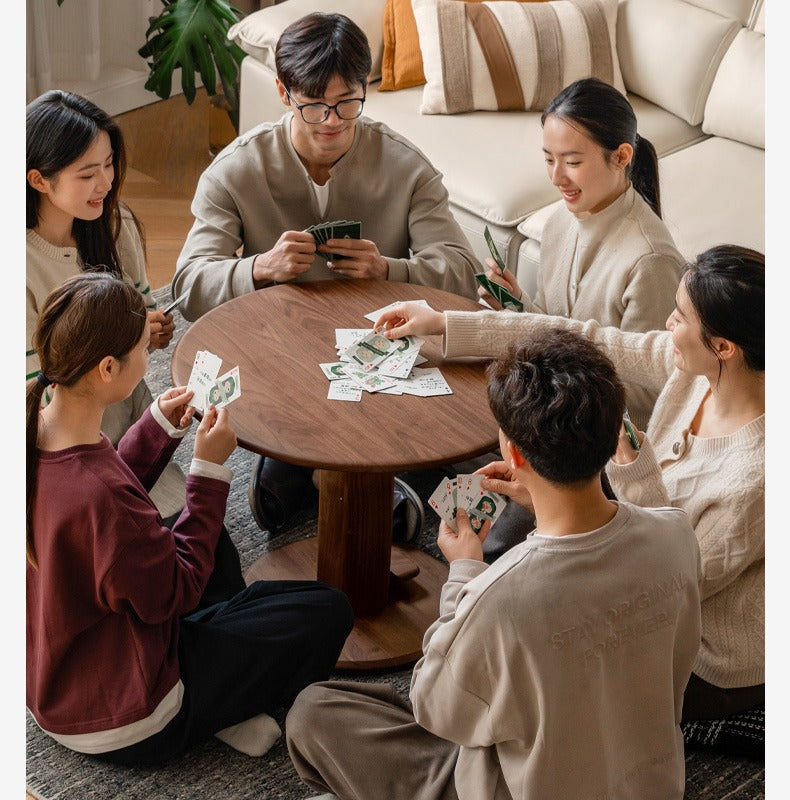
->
<box><xmin>115</xmin><ymin>89</ymin><xmax>216</xmax><ymax>290</ymax></box>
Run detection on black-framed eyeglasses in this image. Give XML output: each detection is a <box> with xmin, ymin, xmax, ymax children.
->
<box><xmin>283</xmin><ymin>85</ymin><xmax>366</xmax><ymax>124</ymax></box>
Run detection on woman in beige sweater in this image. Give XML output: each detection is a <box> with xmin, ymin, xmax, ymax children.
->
<box><xmin>375</xmin><ymin>244</ymin><xmax>764</xmax><ymax>721</ymax></box>
<box><xmin>481</xmin><ymin>77</ymin><xmax>685</xmax><ymax>429</ymax></box>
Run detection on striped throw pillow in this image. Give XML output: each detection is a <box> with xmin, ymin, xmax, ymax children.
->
<box><xmin>412</xmin><ymin>0</ymin><xmax>625</xmax><ymax>114</ymax></box>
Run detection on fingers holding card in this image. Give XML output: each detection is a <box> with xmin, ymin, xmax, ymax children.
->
<box><xmin>429</xmin><ymin>474</ymin><xmax>506</xmax><ymax>533</ymax></box>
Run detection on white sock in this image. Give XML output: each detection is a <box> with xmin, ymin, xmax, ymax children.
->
<box><xmin>214</xmin><ymin>712</ymin><xmax>281</xmax><ymax>757</ymax></box>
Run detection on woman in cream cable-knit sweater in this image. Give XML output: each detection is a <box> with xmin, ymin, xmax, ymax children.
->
<box><xmin>375</xmin><ymin>244</ymin><xmax>764</xmax><ymax>721</ymax></box>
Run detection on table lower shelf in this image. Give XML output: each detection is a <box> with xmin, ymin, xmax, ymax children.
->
<box><xmin>244</xmin><ymin>536</ymin><xmax>448</xmax><ymax>671</ymax></box>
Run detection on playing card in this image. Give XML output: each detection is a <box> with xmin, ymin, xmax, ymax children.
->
<box><xmin>375</xmin><ymin>336</ymin><xmax>424</xmax><ymax>378</ymax></box>
<box><xmin>206</xmin><ymin>366</ymin><xmax>241</xmax><ymax>409</ymax></box>
<box><xmin>319</xmin><ymin>362</ymin><xmax>349</xmax><ymax>380</ymax></box>
<box><xmin>345</xmin><ymin>332</ymin><xmax>399</xmax><ymax>372</ymax></box>
<box><xmin>327</xmin><ymin>380</ymin><xmax>362</xmax><ymax>402</ymax></box>
<box><xmin>187</xmin><ymin>350</ymin><xmax>223</xmax><ymax>410</ymax></box>
<box><xmin>341</xmin><ymin>365</ymin><xmax>400</xmax><ymax>393</ymax></box>
<box><xmin>326</xmin><ymin>221</ymin><xmax>361</xmax><ymax>260</ymax></box>
<box><xmin>335</xmin><ymin>329</ymin><xmax>374</xmax><ymax>351</ymax></box>
<box><xmin>466</xmin><ymin>490</ymin><xmax>507</xmax><ymax>530</ymax></box>
<box><xmin>428</xmin><ymin>477</ymin><xmax>458</xmax><ymax>527</ymax></box>
<box><xmin>398</xmin><ymin>367</ymin><xmax>453</xmax><ymax>397</ymax></box>
<box><xmin>475</xmin><ymin>272</ymin><xmax>524</xmax><ymax>313</ymax></box>
<box><xmin>484</xmin><ymin>225</ymin><xmax>507</xmax><ymax>272</ymax></box>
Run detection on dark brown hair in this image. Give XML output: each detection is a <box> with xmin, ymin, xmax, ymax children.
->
<box><xmin>26</xmin><ymin>273</ymin><xmax>147</xmax><ymax>566</ymax></box>
<box><xmin>275</xmin><ymin>12</ymin><xmax>372</xmax><ymax>98</ymax></box>
<box><xmin>487</xmin><ymin>328</ymin><xmax>625</xmax><ymax>484</ymax></box>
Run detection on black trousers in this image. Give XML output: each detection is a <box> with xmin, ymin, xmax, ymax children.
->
<box><xmin>95</xmin><ymin>580</ymin><xmax>354</xmax><ymax>766</ymax></box>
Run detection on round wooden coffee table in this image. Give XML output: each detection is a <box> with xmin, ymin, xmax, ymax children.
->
<box><xmin>171</xmin><ymin>279</ymin><xmax>498</xmax><ymax>669</ymax></box>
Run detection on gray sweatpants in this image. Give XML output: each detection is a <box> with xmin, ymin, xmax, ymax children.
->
<box><xmin>286</xmin><ymin>680</ymin><xmax>460</xmax><ymax>800</ymax></box>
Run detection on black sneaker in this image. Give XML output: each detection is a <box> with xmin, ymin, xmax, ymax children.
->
<box><xmin>248</xmin><ymin>456</ymin><xmax>316</xmax><ymax>535</ymax></box>
<box><xmin>392</xmin><ymin>477</ymin><xmax>425</xmax><ymax>543</ymax></box>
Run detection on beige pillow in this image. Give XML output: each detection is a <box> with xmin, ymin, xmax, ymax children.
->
<box><xmin>227</xmin><ymin>0</ymin><xmax>387</xmax><ymax>82</ymax></box>
<box><xmin>412</xmin><ymin>0</ymin><xmax>625</xmax><ymax>115</ymax></box>
<box><xmin>703</xmin><ymin>29</ymin><xmax>764</xmax><ymax>149</ymax></box>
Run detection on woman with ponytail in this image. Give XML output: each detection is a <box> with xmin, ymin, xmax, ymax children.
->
<box><xmin>26</xmin><ymin>273</ymin><xmax>353</xmax><ymax>765</ymax></box>
<box><xmin>480</xmin><ymin>77</ymin><xmax>685</xmax><ymax>430</ymax></box>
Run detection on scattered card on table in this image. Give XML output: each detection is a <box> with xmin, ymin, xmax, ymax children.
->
<box><xmin>328</xmin><ymin>380</ymin><xmax>362</xmax><ymax>402</ymax></box>
<box><xmin>345</xmin><ymin>332</ymin><xmax>400</xmax><ymax>372</ymax></box>
<box><xmin>319</xmin><ymin>362</ymin><xmax>349</xmax><ymax>380</ymax></box>
<box><xmin>399</xmin><ymin>367</ymin><xmax>453</xmax><ymax>397</ymax></box>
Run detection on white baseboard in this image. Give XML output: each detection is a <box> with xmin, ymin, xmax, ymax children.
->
<box><xmin>48</xmin><ymin>67</ymin><xmax>201</xmax><ymax>116</ymax></box>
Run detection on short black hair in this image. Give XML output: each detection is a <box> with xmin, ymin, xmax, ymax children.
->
<box><xmin>487</xmin><ymin>329</ymin><xmax>625</xmax><ymax>484</ymax></box>
<box><xmin>275</xmin><ymin>13</ymin><xmax>371</xmax><ymax>98</ymax></box>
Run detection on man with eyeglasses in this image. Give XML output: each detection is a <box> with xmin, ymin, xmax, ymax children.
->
<box><xmin>173</xmin><ymin>12</ymin><xmax>481</xmax><ymax>538</ymax></box>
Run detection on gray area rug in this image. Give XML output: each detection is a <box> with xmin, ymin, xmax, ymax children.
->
<box><xmin>26</xmin><ymin>288</ymin><xmax>765</xmax><ymax>799</ymax></box>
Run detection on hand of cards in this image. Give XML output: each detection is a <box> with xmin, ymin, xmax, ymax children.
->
<box><xmin>186</xmin><ymin>350</ymin><xmax>242</xmax><ymax>411</ymax></box>
<box><xmin>475</xmin><ymin>226</ymin><xmax>524</xmax><ymax>312</ymax></box>
<box><xmin>428</xmin><ymin>474</ymin><xmax>506</xmax><ymax>533</ymax></box>
<box><xmin>306</xmin><ymin>220</ymin><xmax>361</xmax><ymax>261</ymax></box>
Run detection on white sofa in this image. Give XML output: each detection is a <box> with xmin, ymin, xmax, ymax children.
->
<box><xmin>228</xmin><ymin>0</ymin><xmax>765</xmax><ymax>298</ymax></box>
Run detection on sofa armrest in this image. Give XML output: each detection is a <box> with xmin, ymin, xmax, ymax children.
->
<box><xmin>228</xmin><ymin>0</ymin><xmax>387</xmax><ymax>82</ymax></box>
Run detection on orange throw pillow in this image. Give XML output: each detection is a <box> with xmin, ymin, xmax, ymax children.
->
<box><xmin>379</xmin><ymin>0</ymin><xmax>481</xmax><ymax>91</ymax></box>
<box><xmin>379</xmin><ymin>0</ymin><xmax>549</xmax><ymax>92</ymax></box>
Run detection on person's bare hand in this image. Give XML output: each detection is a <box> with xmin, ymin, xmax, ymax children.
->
<box><xmin>611</xmin><ymin>422</ymin><xmax>645</xmax><ymax>465</ymax></box>
<box><xmin>148</xmin><ymin>309</ymin><xmax>176</xmax><ymax>350</ymax></box>
<box><xmin>193</xmin><ymin>406</ymin><xmax>237</xmax><ymax>465</ymax></box>
<box><xmin>320</xmin><ymin>238</ymin><xmax>388</xmax><ymax>278</ymax></box>
<box><xmin>252</xmin><ymin>230</ymin><xmax>317</xmax><ymax>285</ymax></box>
<box><xmin>157</xmin><ymin>386</ymin><xmax>195</xmax><ymax>429</ymax></box>
<box><xmin>476</xmin><ymin>257</ymin><xmax>523</xmax><ymax>310</ymax></box>
<box><xmin>476</xmin><ymin>460</ymin><xmax>534</xmax><ymax>513</ymax></box>
<box><xmin>438</xmin><ymin>508</ymin><xmax>489</xmax><ymax>563</ymax></box>
<box><xmin>374</xmin><ymin>301</ymin><xmax>445</xmax><ymax>339</ymax></box>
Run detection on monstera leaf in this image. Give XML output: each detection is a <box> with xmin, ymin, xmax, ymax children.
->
<box><xmin>137</xmin><ymin>0</ymin><xmax>246</xmax><ymax>108</ymax></box>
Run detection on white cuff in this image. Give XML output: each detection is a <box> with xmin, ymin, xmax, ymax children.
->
<box><xmin>150</xmin><ymin>399</ymin><xmax>190</xmax><ymax>439</ymax></box>
<box><xmin>189</xmin><ymin>458</ymin><xmax>232</xmax><ymax>484</ymax></box>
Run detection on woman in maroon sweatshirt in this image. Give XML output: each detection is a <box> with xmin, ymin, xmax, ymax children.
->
<box><xmin>26</xmin><ymin>273</ymin><xmax>352</xmax><ymax>766</ymax></box>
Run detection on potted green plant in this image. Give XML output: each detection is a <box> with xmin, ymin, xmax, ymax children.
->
<box><xmin>56</xmin><ymin>0</ymin><xmax>247</xmax><ymax>147</ymax></box>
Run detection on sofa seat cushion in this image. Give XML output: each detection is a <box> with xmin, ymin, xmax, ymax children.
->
<box><xmin>658</xmin><ymin>137</ymin><xmax>764</xmax><ymax>259</ymax></box>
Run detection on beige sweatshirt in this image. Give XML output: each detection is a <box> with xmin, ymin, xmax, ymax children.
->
<box><xmin>526</xmin><ymin>187</ymin><xmax>685</xmax><ymax>428</ymax></box>
<box><xmin>443</xmin><ymin>309</ymin><xmax>764</xmax><ymax>688</ymax></box>
<box><xmin>411</xmin><ymin>502</ymin><xmax>701</xmax><ymax>800</ymax></box>
<box><xmin>173</xmin><ymin>114</ymin><xmax>482</xmax><ymax>320</ymax></box>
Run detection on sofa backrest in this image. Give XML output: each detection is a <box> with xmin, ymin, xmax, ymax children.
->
<box><xmin>702</xmin><ymin>20</ymin><xmax>764</xmax><ymax>149</ymax></box>
<box><xmin>615</xmin><ymin>0</ymin><xmax>753</xmax><ymax>126</ymax></box>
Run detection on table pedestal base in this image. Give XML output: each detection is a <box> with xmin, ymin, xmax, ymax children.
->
<box><xmin>244</xmin><ymin>538</ymin><xmax>448</xmax><ymax>670</ymax></box>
